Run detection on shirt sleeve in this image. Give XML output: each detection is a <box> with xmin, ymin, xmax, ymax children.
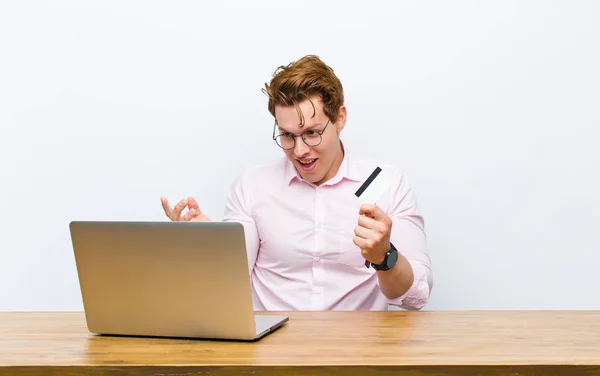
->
<box><xmin>385</xmin><ymin>171</ymin><xmax>433</xmax><ymax>310</ymax></box>
<box><xmin>223</xmin><ymin>173</ymin><xmax>261</xmax><ymax>274</ymax></box>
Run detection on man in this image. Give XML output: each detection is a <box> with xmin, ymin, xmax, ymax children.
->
<box><xmin>161</xmin><ymin>55</ymin><xmax>432</xmax><ymax>310</ymax></box>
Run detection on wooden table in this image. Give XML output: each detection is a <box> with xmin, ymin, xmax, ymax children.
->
<box><xmin>1</xmin><ymin>311</ymin><xmax>599</xmax><ymax>375</ymax></box>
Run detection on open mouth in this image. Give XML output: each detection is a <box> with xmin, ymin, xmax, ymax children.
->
<box><xmin>297</xmin><ymin>158</ymin><xmax>317</xmax><ymax>172</ymax></box>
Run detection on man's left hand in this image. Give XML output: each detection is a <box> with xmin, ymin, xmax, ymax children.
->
<box><xmin>353</xmin><ymin>203</ymin><xmax>392</xmax><ymax>265</ymax></box>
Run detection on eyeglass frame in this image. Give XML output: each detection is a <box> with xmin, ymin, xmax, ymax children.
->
<box><xmin>272</xmin><ymin>119</ymin><xmax>331</xmax><ymax>150</ymax></box>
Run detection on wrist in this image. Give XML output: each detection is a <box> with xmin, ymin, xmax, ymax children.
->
<box><xmin>371</xmin><ymin>243</ymin><xmax>398</xmax><ymax>271</ymax></box>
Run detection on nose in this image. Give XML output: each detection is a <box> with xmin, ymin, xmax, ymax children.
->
<box><xmin>293</xmin><ymin>136</ymin><xmax>310</xmax><ymax>157</ymax></box>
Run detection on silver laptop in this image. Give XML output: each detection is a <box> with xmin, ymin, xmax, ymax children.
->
<box><xmin>69</xmin><ymin>221</ymin><xmax>288</xmax><ymax>341</ymax></box>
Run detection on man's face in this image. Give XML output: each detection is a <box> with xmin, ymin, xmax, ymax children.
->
<box><xmin>275</xmin><ymin>97</ymin><xmax>346</xmax><ymax>185</ymax></box>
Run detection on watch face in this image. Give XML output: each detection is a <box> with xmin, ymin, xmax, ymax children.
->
<box><xmin>386</xmin><ymin>248</ymin><xmax>399</xmax><ymax>268</ymax></box>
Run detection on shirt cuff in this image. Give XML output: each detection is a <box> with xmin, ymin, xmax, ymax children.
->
<box><xmin>387</xmin><ymin>260</ymin><xmax>431</xmax><ymax>310</ymax></box>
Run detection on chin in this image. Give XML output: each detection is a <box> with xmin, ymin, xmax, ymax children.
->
<box><xmin>301</xmin><ymin>171</ymin><xmax>324</xmax><ymax>184</ymax></box>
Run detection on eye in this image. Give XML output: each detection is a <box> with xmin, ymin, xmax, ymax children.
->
<box><xmin>280</xmin><ymin>132</ymin><xmax>293</xmax><ymax>138</ymax></box>
<box><xmin>304</xmin><ymin>130</ymin><xmax>318</xmax><ymax>136</ymax></box>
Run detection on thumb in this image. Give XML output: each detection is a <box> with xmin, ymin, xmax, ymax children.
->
<box><xmin>359</xmin><ymin>203</ymin><xmax>383</xmax><ymax>220</ymax></box>
<box><xmin>187</xmin><ymin>197</ymin><xmax>201</xmax><ymax>211</ymax></box>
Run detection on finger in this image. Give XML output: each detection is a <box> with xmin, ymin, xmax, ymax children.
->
<box><xmin>171</xmin><ymin>199</ymin><xmax>188</xmax><ymax>221</ymax></box>
<box><xmin>357</xmin><ymin>215</ymin><xmax>386</xmax><ymax>231</ymax></box>
<box><xmin>182</xmin><ymin>209</ymin><xmax>197</xmax><ymax>221</ymax></box>
<box><xmin>353</xmin><ymin>235</ymin><xmax>374</xmax><ymax>250</ymax></box>
<box><xmin>160</xmin><ymin>197</ymin><xmax>174</xmax><ymax>218</ymax></box>
<box><xmin>354</xmin><ymin>237</ymin><xmax>384</xmax><ymax>264</ymax></box>
<box><xmin>354</xmin><ymin>225</ymin><xmax>378</xmax><ymax>240</ymax></box>
<box><xmin>187</xmin><ymin>197</ymin><xmax>201</xmax><ymax>212</ymax></box>
<box><xmin>358</xmin><ymin>203</ymin><xmax>385</xmax><ymax>220</ymax></box>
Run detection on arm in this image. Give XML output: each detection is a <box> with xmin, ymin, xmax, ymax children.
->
<box><xmin>386</xmin><ymin>173</ymin><xmax>432</xmax><ymax>309</ymax></box>
<box><xmin>373</xmin><ymin>248</ymin><xmax>415</xmax><ymax>301</ymax></box>
<box><xmin>223</xmin><ymin>174</ymin><xmax>261</xmax><ymax>273</ymax></box>
<box><xmin>354</xmin><ymin>173</ymin><xmax>432</xmax><ymax>310</ymax></box>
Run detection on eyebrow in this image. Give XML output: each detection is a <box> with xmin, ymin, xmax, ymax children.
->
<box><xmin>277</xmin><ymin>123</ymin><xmax>321</xmax><ymax>133</ymax></box>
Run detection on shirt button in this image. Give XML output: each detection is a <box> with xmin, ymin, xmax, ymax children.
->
<box><xmin>313</xmin><ymin>256</ymin><xmax>321</xmax><ymax>262</ymax></box>
<box><xmin>314</xmin><ymin>287</ymin><xmax>322</xmax><ymax>294</ymax></box>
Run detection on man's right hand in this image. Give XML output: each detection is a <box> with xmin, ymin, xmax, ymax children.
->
<box><xmin>160</xmin><ymin>197</ymin><xmax>211</xmax><ymax>222</ymax></box>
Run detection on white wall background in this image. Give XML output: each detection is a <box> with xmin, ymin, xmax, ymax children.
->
<box><xmin>1</xmin><ymin>0</ymin><xmax>599</xmax><ymax>311</ymax></box>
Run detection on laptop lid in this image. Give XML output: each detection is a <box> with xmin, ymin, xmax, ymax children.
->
<box><xmin>69</xmin><ymin>221</ymin><xmax>287</xmax><ymax>341</ymax></box>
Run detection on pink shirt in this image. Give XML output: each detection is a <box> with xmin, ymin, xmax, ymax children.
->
<box><xmin>223</xmin><ymin>148</ymin><xmax>432</xmax><ymax>310</ymax></box>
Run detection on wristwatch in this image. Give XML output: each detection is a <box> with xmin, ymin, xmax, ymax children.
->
<box><xmin>370</xmin><ymin>243</ymin><xmax>399</xmax><ymax>271</ymax></box>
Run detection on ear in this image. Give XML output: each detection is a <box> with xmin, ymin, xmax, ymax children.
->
<box><xmin>335</xmin><ymin>105</ymin><xmax>347</xmax><ymax>133</ymax></box>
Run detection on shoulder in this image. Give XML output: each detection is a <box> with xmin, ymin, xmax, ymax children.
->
<box><xmin>348</xmin><ymin>151</ymin><xmax>406</xmax><ymax>184</ymax></box>
<box><xmin>225</xmin><ymin>157</ymin><xmax>288</xmax><ymax>212</ymax></box>
<box><xmin>237</xmin><ymin>156</ymin><xmax>287</xmax><ymax>182</ymax></box>
<box><xmin>229</xmin><ymin>156</ymin><xmax>288</xmax><ymax>192</ymax></box>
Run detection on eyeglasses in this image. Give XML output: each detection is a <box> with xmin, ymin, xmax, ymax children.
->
<box><xmin>272</xmin><ymin>120</ymin><xmax>330</xmax><ymax>150</ymax></box>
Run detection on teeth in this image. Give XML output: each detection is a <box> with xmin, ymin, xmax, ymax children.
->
<box><xmin>299</xmin><ymin>159</ymin><xmax>316</xmax><ymax>165</ymax></box>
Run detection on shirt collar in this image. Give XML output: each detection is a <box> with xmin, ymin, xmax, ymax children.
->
<box><xmin>284</xmin><ymin>142</ymin><xmax>362</xmax><ymax>186</ymax></box>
